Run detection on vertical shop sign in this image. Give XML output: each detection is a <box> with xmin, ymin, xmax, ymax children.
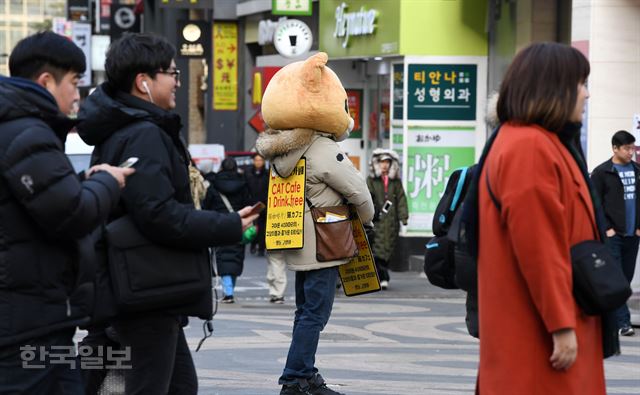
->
<box><xmin>404</xmin><ymin>126</ymin><xmax>475</xmax><ymax>234</ymax></box>
<box><xmin>272</xmin><ymin>0</ymin><xmax>312</xmax><ymax>16</ymax></box>
<box><xmin>71</xmin><ymin>23</ymin><xmax>92</xmax><ymax>87</ymax></box>
<box><xmin>392</xmin><ymin>64</ymin><xmax>403</xmax><ymax>120</ymax></box>
<box><xmin>213</xmin><ymin>22</ymin><xmax>238</xmax><ymax>111</ymax></box>
<box><xmin>266</xmin><ymin>159</ymin><xmax>306</xmax><ymax>250</ymax></box>
<box><xmin>407</xmin><ymin>64</ymin><xmax>476</xmax><ymax>121</ymax></box>
<box><xmin>346</xmin><ymin>89</ymin><xmax>363</xmax><ymax>139</ymax></box>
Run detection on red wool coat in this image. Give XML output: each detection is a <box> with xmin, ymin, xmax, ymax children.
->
<box><xmin>477</xmin><ymin>123</ymin><xmax>605</xmax><ymax>394</ymax></box>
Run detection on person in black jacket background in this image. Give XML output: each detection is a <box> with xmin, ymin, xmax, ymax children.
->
<box><xmin>591</xmin><ymin>130</ymin><xmax>640</xmax><ymax>337</ymax></box>
<box><xmin>245</xmin><ymin>153</ymin><xmax>269</xmax><ymax>255</ymax></box>
<box><xmin>76</xmin><ymin>33</ymin><xmax>258</xmax><ymax>395</ymax></box>
<box><xmin>0</xmin><ymin>32</ymin><xmax>131</xmax><ymax>394</ymax></box>
<box><xmin>204</xmin><ymin>158</ymin><xmax>254</xmax><ymax>303</ymax></box>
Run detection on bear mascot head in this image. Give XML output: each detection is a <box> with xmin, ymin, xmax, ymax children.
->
<box><xmin>257</xmin><ymin>52</ymin><xmax>354</xmax><ymax>153</ymax></box>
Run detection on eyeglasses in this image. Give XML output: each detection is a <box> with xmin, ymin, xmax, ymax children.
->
<box><xmin>156</xmin><ymin>68</ymin><xmax>181</xmax><ymax>83</ymax></box>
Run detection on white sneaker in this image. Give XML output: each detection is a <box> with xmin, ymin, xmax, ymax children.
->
<box><xmin>380</xmin><ymin>280</ymin><xmax>389</xmax><ymax>290</ymax></box>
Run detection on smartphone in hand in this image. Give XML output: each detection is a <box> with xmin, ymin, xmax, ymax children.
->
<box><xmin>246</xmin><ymin>202</ymin><xmax>266</xmax><ymax>216</ymax></box>
<box><xmin>381</xmin><ymin>200</ymin><xmax>393</xmax><ymax>214</ymax></box>
<box><xmin>119</xmin><ymin>157</ymin><xmax>139</xmax><ymax>168</ymax></box>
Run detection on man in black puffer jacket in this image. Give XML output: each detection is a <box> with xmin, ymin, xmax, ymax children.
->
<box><xmin>0</xmin><ymin>32</ymin><xmax>131</xmax><ymax>394</ymax></box>
<box><xmin>204</xmin><ymin>158</ymin><xmax>255</xmax><ymax>303</ymax></box>
<box><xmin>77</xmin><ymin>33</ymin><xmax>258</xmax><ymax>395</ymax></box>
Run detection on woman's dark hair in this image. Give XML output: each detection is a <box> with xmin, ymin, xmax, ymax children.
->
<box><xmin>105</xmin><ymin>33</ymin><xmax>175</xmax><ymax>93</ymax></box>
<box><xmin>497</xmin><ymin>42</ymin><xmax>590</xmax><ymax>132</ymax></box>
<box><xmin>612</xmin><ymin>130</ymin><xmax>635</xmax><ymax>147</ymax></box>
<box><xmin>220</xmin><ymin>157</ymin><xmax>238</xmax><ymax>172</ymax></box>
<box><xmin>9</xmin><ymin>31</ymin><xmax>86</xmax><ymax>82</ymax></box>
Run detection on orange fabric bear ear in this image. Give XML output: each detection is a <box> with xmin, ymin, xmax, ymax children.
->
<box><xmin>302</xmin><ymin>52</ymin><xmax>329</xmax><ymax>93</ymax></box>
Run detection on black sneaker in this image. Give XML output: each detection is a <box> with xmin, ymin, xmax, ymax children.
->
<box><xmin>309</xmin><ymin>374</ymin><xmax>345</xmax><ymax>395</ymax></box>
<box><xmin>619</xmin><ymin>326</ymin><xmax>635</xmax><ymax>336</ymax></box>
<box><xmin>270</xmin><ymin>296</ymin><xmax>285</xmax><ymax>304</ymax></box>
<box><xmin>280</xmin><ymin>384</ymin><xmax>312</xmax><ymax>395</ymax></box>
<box><xmin>221</xmin><ymin>295</ymin><xmax>235</xmax><ymax>304</ymax></box>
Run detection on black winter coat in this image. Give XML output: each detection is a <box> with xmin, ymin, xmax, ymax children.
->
<box><xmin>0</xmin><ymin>76</ymin><xmax>120</xmax><ymax>347</ymax></box>
<box><xmin>204</xmin><ymin>171</ymin><xmax>253</xmax><ymax>276</ymax></box>
<box><xmin>245</xmin><ymin>166</ymin><xmax>269</xmax><ymax>204</ymax></box>
<box><xmin>591</xmin><ymin>159</ymin><xmax>640</xmax><ymax>235</ymax></box>
<box><xmin>77</xmin><ymin>83</ymin><xmax>242</xmax><ymax>318</ymax></box>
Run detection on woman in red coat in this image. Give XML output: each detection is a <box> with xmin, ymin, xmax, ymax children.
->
<box><xmin>477</xmin><ymin>43</ymin><xmax>606</xmax><ymax>394</ymax></box>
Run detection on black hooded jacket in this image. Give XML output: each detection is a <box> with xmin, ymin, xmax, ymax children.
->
<box><xmin>0</xmin><ymin>76</ymin><xmax>120</xmax><ymax>347</ymax></box>
<box><xmin>77</xmin><ymin>83</ymin><xmax>242</xmax><ymax>317</ymax></box>
<box><xmin>204</xmin><ymin>170</ymin><xmax>253</xmax><ymax>276</ymax></box>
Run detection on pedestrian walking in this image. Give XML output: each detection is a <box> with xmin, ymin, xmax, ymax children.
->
<box><xmin>590</xmin><ymin>130</ymin><xmax>639</xmax><ymax>337</ymax></box>
<box><xmin>246</xmin><ymin>153</ymin><xmax>269</xmax><ymax>256</ymax></box>
<box><xmin>257</xmin><ymin>52</ymin><xmax>374</xmax><ymax>395</ymax></box>
<box><xmin>367</xmin><ymin>149</ymin><xmax>409</xmax><ymax>289</ymax></box>
<box><xmin>76</xmin><ymin>33</ymin><xmax>258</xmax><ymax>395</ymax></box>
<box><xmin>476</xmin><ymin>42</ymin><xmax>606</xmax><ymax>394</ymax></box>
<box><xmin>204</xmin><ymin>157</ymin><xmax>254</xmax><ymax>303</ymax></box>
<box><xmin>0</xmin><ymin>32</ymin><xmax>131</xmax><ymax>394</ymax></box>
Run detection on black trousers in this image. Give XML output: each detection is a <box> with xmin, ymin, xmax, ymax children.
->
<box><xmin>113</xmin><ymin>314</ymin><xmax>197</xmax><ymax>395</ymax></box>
<box><xmin>375</xmin><ymin>256</ymin><xmax>390</xmax><ymax>282</ymax></box>
<box><xmin>0</xmin><ymin>328</ymin><xmax>83</xmax><ymax>395</ymax></box>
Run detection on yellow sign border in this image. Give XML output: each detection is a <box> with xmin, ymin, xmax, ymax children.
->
<box><xmin>265</xmin><ymin>158</ymin><xmax>306</xmax><ymax>251</ymax></box>
<box><xmin>338</xmin><ymin>209</ymin><xmax>381</xmax><ymax>296</ymax></box>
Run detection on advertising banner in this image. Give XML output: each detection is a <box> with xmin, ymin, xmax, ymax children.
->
<box><xmin>407</xmin><ymin>64</ymin><xmax>477</xmax><ymax>121</ymax></box>
<box><xmin>338</xmin><ymin>211</ymin><xmax>381</xmax><ymax>296</ymax></box>
<box><xmin>392</xmin><ymin>63</ymin><xmax>403</xmax><ymax>120</ymax></box>
<box><xmin>404</xmin><ymin>126</ymin><xmax>475</xmax><ymax>234</ymax></box>
<box><xmin>265</xmin><ymin>159</ymin><xmax>306</xmax><ymax>250</ymax></box>
<box><xmin>346</xmin><ymin>89</ymin><xmax>363</xmax><ymax>139</ymax></box>
<box><xmin>213</xmin><ymin>22</ymin><xmax>238</xmax><ymax>111</ymax></box>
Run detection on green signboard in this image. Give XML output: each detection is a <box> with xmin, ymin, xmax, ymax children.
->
<box><xmin>407</xmin><ymin>64</ymin><xmax>477</xmax><ymax>121</ymax></box>
<box><xmin>393</xmin><ymin>64</ymin><xmax>403</xmax><ymax>120</ymax></box>
<box><xmin>403</xmin><ymin>126</ymin><xmax>475</xmax><ymax>234</ymax></box>
<box><xmin>319</xmin><ymin>0</ymin><xmax>400</xmax><ymax>58</ymax></box>
<box><xmin>272</xmin><ymin>0</ymin><xmax>312</xmax><ymax>16</ymax></box>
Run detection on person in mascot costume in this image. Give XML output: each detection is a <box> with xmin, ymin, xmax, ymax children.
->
<box><xmin>256</xmin><ymin>52</ymin><xmax>374</xmax><ymax>395</ymax></box>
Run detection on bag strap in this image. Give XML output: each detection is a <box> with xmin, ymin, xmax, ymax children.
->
<box><xmin>450</xmin><ymin>166</ymin><xmax>469</xmax><ymax>212</ymax></box>
<box><xmin>219</xmin><ymin>193</ymin><xmax>234</xmax><ymax>213</ymax></box>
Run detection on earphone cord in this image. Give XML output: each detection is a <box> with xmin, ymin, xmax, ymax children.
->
<box><xmin>196</xmin><ymin>247</ymin><xmax>218</xmax><ymax>352</ymax></box>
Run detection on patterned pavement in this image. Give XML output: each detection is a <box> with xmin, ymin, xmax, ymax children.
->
<box><xmin>177</xmin><ymin>254</ymin><xmax>640</xmax><ymax>395</ymax></box>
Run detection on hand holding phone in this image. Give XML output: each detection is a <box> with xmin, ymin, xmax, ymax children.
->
<box><xmin>119</xmin><ymin>157</ymin><xmax>139</xmax><ymax>168</ymax></box>
<box><xmin>381</xmin><ymin>200</ymin><xmax>393</xmax><ymax>214</ymax></box>
<box><xmin>246</xmin><ymin>202</ymin><xmax>266</xmax><ymax>217</ymax></box>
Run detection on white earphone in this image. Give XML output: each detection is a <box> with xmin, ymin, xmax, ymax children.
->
<box><xmin>141</xmin><ymin>80</ymin><xmax>154</xmax><ymax>103</ymax></box>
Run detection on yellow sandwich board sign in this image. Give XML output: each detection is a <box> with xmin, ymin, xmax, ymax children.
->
<box><xmin>338</xmin><ymin>209</ymin><xmax>381</xmax><ymax>296</ymax></box>
<box><xmin>265</xmin><ymin>158</ymin><xmax>306</xmax><ymax>250</ymax></box>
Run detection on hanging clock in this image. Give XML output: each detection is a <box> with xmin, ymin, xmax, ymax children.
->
<box><xmin>273</xmin><ymin>19</ymin><xmax>313</xmax><ymax>58</ymax></box>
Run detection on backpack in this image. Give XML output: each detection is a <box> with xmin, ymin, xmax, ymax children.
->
<box><xmin>423</xmin><ymin>166</ymin><xmax>476</xmax><ymax>289</ymax></box>
<box><xmin>424</xmin><ymin>128</ymin><xmax>502</xmax><ymax>291</ymax></box>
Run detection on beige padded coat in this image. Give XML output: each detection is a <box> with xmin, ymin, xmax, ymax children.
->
<box><xmin>256</xmin><ymin>128</ymin><xmax>375</xmax><ymax>271</ymax></box>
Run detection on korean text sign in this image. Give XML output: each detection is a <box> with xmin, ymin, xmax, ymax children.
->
<box><xmin>338</xmin><ymin>210</ymin><xmax>381</xmax><ymax>296</ymax></box>
<box><xmin>213</xmin><ymin>22</ymin><xmax>238</xmax><ymax>111</ymax></box>
<box><xmin>404</xmin><ymin>126</ymin><xmax>475</xmax><ymax>234</ymax></box>
<box><xmin>407</xmin><ymin>64</ymin><xmax>477</xmax><ymax>121</ymax></box>
<box><xmin>265</xmin><ymin>159</ymin><xmax>306</xmax><ymax>250</ymax></box>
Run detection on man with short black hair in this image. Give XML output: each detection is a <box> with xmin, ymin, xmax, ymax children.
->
<box><xmin>591</xmin><ymin>130</ymin><xmax>640</xmax><ymax>337</ymax></box>
<box><xmin>77</xmin><ymin>33</ymin><xmax>257</xmax><ymax>395</ymax></box>
<box><xmin>0</xmin><ymin>31</ymin><xmax>131</xmax><ymax>393</ymax></box>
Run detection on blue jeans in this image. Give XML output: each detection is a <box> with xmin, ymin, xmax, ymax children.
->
<box><xmin>607</xmin><ymin>234</ymin><xmax>639</xmax><ymax>328</ymax></box>
<box><xmin>221</xmin><ymin>275</ymin><xmax>236</xmax><ymax>297</ymax></box>
<box><xmin>0</xmin><ymin>329</ymin><xmax>83</xmax><ymax>395</ymax></box>
<box><xmin>279</xmin><ymin>267</ymin><xmax>338</xmax><ymax>384</ymax></box>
